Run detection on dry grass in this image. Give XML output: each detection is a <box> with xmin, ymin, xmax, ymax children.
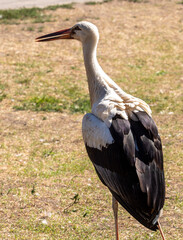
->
<box><xmin>0</xmin><ymin>0</ymin><xmax>183</xmax><ymax>239</ymax></box>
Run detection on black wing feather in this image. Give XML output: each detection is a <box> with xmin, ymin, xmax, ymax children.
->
<box><xmin>85</xmin><ymin>111</ymin><xmax>165</xmax><ymax>230</ymax></box>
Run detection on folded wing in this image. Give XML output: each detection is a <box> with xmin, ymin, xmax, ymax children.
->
<box><xmin>82</xmin><ymin>111</ymin><xmax>165</xmax><ymax>230</ymax></box>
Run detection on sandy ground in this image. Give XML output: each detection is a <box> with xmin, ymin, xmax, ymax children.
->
<box><xmin>0</xmin><ymin>0</ymin><xmax>100</xmax><ymax>9</ymax></box>
<box><xmin>0</xmin><ymin>0</ymin><xmax>182</xmax><ymax>239</ymax></box>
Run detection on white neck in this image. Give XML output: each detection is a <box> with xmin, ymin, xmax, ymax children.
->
<box><xmin>82</xmin><ymin>37</ymin><xmax>152</xmax><ymax>117</ymax></box>
<box><xmin>82</xmin><ymin>39</ymin><xmax>108</xmax><ymax>106</ymax></box>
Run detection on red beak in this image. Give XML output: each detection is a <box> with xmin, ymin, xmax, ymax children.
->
<box><xmin>35</xmin><ymin>28</ymin><xmax>72</xmax><ymax>42</ymax></box>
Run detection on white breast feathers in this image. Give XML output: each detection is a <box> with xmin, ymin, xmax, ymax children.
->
<box><xmin>82</xmin><ymin>113</ymin><xmax>114</xmax><ymax>150</ymax></box>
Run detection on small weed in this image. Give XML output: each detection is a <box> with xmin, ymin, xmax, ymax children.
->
<box><xmin>127</xmin><ymin>59</ymin><xmax>146</xmax><ymax>69</ymax></box>
<box><xmin>27</xmin><ymin>26</ymin><xmax>34</xmax><ymax>31</ymax></box>
<box><xmin>16</xmin><ymin>78</ymin><xmax>30</xmax><ymax>84</ymax></box>
<box><xmin>42</xmin><ymin>149</ymin><xmax>55</xmax><ymax>157</ymax></box>
<box><xmin>72</xmin><ymin>193</ymin><xmax>80</xmax><ymax>203</ymax></box>
<box><xmin>31</xmin><ymin>184</ymin><xmax>36</xmax><ymax>195</ymax></box>
<box><xmin>83</xmin><ymin>211</ymin><xmax>88</xmax><ymax>217</ymax></box>
<box><xmin>0</xmin><ymin>93</ymin><xmax>6</xmax><ymax>102</ymax></box>
<box><xmin>0</xmin><ymin>183</ymin><xmax>3</xmax><ymax>196</ymax></box>
<box><xmin>7</xmin><ymin>189</ymin><xmax>12</xmax><ymax>195</ymax></box>
<box><xmin>0</xmin><ymin>82</ymin><xmax>7</xmax><ymax>102</ymax></box>
<box><xmin>155</xmin><ymin>70</ymin><xmax>167</xmax><ymax>76</ymax></box>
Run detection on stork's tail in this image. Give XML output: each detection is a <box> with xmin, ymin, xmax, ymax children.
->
<box><xmin>157</xmin><ymin>220</ymin><xmax>166</xmax><ymax>240</ymax></box>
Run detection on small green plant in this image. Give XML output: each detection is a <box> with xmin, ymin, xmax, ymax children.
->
<box><xmin>27</xmin><ymin>26</ymin><xmax>34</xmax><ymax>31</ymax></box>
<box><xmin>155</xmin><ymin>70</ymin><xmax>167</xmax><ymax>76</ymax></box>
<box><xmin>0</xmin><ymin>82</ymin><xmax>7</xmax><ymax>102</ymax></box>
<box><xmin>72</xmin><ymin>193</ymin><xmax>80</xmax><ymax>203</ymax></box>
<box><xmin>31</xmin><ymin>184</ymin><xmax>36</xmax><ymax>195</ymax></box>
<box><xmin>16</xmin><ymin>78</ymin><xmax>30</xmax><ymax>84</ymax></box>
<box><xmin>0</xmin><ymin>183</ymin><xmax>3</xmax><ymax>196</ymax></box>
<box><xmin>0</xmin><ymin>93</ymin><xmax>6</xmax><ymax>102</ymax></box>
<box><xmin>42</xmin><ymin>149</ymin><xmax>55</xmax><ymax>157</ymax></box>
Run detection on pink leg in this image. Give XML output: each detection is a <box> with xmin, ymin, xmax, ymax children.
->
<box><xmin>158</xmin><ymin>220</ymin><xmax>166</xmax><ymax>240</ymax></box>
<box><xmin>112</xmin><ymin>196</ymin><xmax>119</xmax><ymax>240</ymax></box>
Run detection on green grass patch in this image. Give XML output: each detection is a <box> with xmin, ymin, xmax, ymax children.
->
<box><xmin>85</xmin><ymin>0</ymin><xmax>112</xmax><ymax>5</ymax></box>
<box><xmin>62</xmin><ymin>85</ymin><xmax>91</xmax><ymax>113</ymax></box>
<box><xmin>45</xmin><ymin>4</ymin><xmax>74</xmax><ymax>10</ymax></box>
<box><xmin>0</xmin><ymin>8</ymin><xmax>42</xmax><ymax>20</ymax></box>
<box><xmin>0</xmin><ymin>8</ymin><xmax>50</xmax><ymax>24</ymax></box>
<box><xmin>13</xmin><ymin>95</ymin><xmax>64</xmax><ymax>112</ymax></box>
<box><xmin>13</xmin><ymin>87</ymin><xmax>90</xmax><ymax>114</ymax></box>
<box><xmin>0</xmin><ymin>4</ymin><xmax>74</xmax><ymax>24</ymax></box>
<box><xmin>103</xmin><ymin>0</ymin><xmax>113</xmax><ymax>2</ymax></box>
<box><xmin>70</xmin><ymin>97</ymin><xmax>90</xmax><ymax>114</ymax></box>
<box><xmin>85</xmin><ymin>1</ymin><xmax>98</xmax><ymax>5</ymax></box>
<box><xmin>126</xmin><ymin>0</ymin><xmax>144</xmax><ymax>2</ymax></box>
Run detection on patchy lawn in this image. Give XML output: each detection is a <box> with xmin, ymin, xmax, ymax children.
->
<box><xmin>0</xmin><ymin>0</ymin><xmax>182</xmax><ymax>239</ymax></box>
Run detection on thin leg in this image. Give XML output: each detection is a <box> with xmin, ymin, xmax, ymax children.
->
<box><xmin>112</xmin><ymin>195</ymin><xmax>119</xmax><ymax>240</ymax></box>
<box><xmin>157</xmin><ymin>220</ymin><xmax>166</xmax><ymax>240</ymax></box>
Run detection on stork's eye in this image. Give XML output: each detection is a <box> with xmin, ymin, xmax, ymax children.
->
<box><xmin>72</xmin><ymin>26</ymin><xmax>81</xmax><ymax>34</ymax></box>
<box><xmin>75</xmin><ymin>26</ymin><xmax>81</xmax><ymax>31</ymax></box>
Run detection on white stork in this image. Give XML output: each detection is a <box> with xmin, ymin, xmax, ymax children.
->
<box><xmin>36</xmin><ymin>21</ymin><xmax>166</xmax><ymax>240</ymax></box>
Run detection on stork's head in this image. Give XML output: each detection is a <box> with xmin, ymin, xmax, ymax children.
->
<box><xmin>36</xmin><ymin>21</ymin><xmax>99</xmax><ymax>44</ymax></box>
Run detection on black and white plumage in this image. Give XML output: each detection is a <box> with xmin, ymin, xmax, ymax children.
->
<box><xmin>36</xmin><ymin>21</ymin><xmax>166</xmax><ymax>239</ymax></box>
<box><xmin>84</xmin><ymin>111</ymin><xmax>165</xmax><ymax>231</ymax></box>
